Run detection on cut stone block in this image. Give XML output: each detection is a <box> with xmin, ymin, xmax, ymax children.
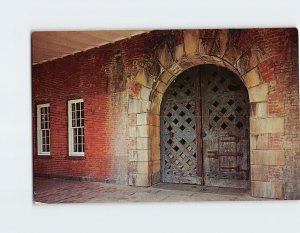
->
<box><xmin>137</xmin><ymin>125</ymin><xmax>149</xmax><ymax>137</ymax></box>
<box><xmin>128</xmin><ymin>98</ymin><xmax>141</xmax><ymax>114</ymax></box>
<box><xmin>128</xmin><ymin>173</ymin><xmax>150</xmax><ymax>186</ymax></box>
<box><xmin>135</xmin><ymin>69</ymin><xmax>147</xmax><ymax>86</ymax></box>
<box><xmin>250</xmin><ymin>117</ymin><xmax>284</xmax><ymax>134</ymax></box>
<box><xmin>140</xmin><ymin>86</ymin><xmax>151</xmax><ymax>100</ymax></box>
<box><xmin>251</xmin><ymin>181</ymin><xmax>284</xmax><ymax>199</ymax></box>
<box><xmin>243</xmin><ymin>68</ymin><xmax>262</xmax><ymax>88</ymax></box>
<box><xmin>137</xmin><ymin>150</ymin><xmax>150</xmax><ymax>162</ymax></box>
<box><xmin>256</xmin><ymin>134</ymin><xmax>269</xmax><ymax>149</ymax></box>
<box><xmin>156</xmin><ymin>81</ymin><xmax>168</xmax><ymax>94</ymax></box>
<box><xmin>137</xmin><ymin>137</ymin><xmax>149</xmax><ymax>150</ymax></box>
<box><xmin>251</xmin><ymin>165</ymin><xmax>268</xmax><ymax>181</ymax></box>
<box><xmin>128</xmin><ymin>126</ymin><xmax>136</xmax><ymax>138</ymax></box>
<box><xmin>160</xmin><ymin>70</ymin><xmax>174</xmax><ymax>84</ymax></box>
<box><xmin>183</xmin><ymin>30</ymin><xmax>199</xmax><ymax>56</ymax></box>
<box><xmin>256</xmin><ymin>102</ymin><xmax>268</xmax><ymax>118</ymax></box>
<box><xmin>157</xmin><ymin>43</ymin><xmax>174</xmax><ymax>68</ymax></box>
<box><xmin>128</xmin><ymin>150</ymin><xmax>138</xmax><ymax>161</ymax></box>
<box><xmin>137</xmin><ymin>162</ymin><xmax>149</xmax><ymax>173</ymax></box>
<box><xmin>137</xmin><ymin>113</ymin><xmax>148</xmax><ymax>125</ymax></box>
<box><xmin>175</xmin><ymin>44</ymin><xmax>184</xmax><ymax>60</ymax></box>
<box><xmin>248</xmin><ymin>83</ymin><xmax>268</xmax><ymax>103</ymax></box>
<box><xmin>140</xmin><ymin>100</ymin><xmax>150</xmax><ymax>112</ymax></box>
<box><xmin>251</xmin><ymin>149</ymin><xmax>285</xmax><ymax>165</ymax></box>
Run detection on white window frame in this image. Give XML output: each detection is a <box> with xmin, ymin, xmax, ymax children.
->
<box><xmin>68</xmin><ymin>99</ymin><xmax>84</xmax><ymax>156</ymax></box>
<box><xmin>37</xmin><ymin>103</ymin><xmax>50</xmax><ymax>156</ymax></box>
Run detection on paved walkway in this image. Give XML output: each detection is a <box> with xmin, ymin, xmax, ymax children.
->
<box><xmin>34</xmin><ymin>177</ymin><xmax>263</xmax><ymax>203</ymax></box>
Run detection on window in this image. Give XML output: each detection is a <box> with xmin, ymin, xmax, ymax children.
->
<box><xmin>37</xmin><ymin>104</ymin><xmax>50</xmax><ymax>155</ymax></box>
<box><xmin>68</xmin><ymin>99</ymin><xmax>84</xmax><ymax>156</ymax></box>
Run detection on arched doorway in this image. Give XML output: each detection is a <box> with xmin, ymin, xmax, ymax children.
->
<box><xmin>160</xmin><ymin>65</ymin><xmax>250</xmax><ymax>188</ymax></box>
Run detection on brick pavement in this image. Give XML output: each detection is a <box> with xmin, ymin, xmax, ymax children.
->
<box><xmin>33</xmin><ymin>177</ymin><xmax>263</xmax><ymax>203</ymax></box>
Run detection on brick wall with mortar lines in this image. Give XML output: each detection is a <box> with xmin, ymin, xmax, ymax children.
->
<box><xmin>32</xmin><ymin>43</ymin><xmax>129</xmax><ymax>183</ymax></box>
<box><xmin>33</xmin><ymin>28</ymin><xmax>299</xmax><ymax>199</ymax></box>
<box><xmin>33</xmin><ymin>30</ymin><xmax>172</xmax><ymax>183</ymax></box>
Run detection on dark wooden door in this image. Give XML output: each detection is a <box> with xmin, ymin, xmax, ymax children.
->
<box><xmin>160</xmin><ymin>69</ymin><xmax>202</xmax><ymax>184</ymax></box>
<box><xmin>201</xmin><ymin>65</ymin><xmax>250</xmax><ymax>188</ymax></box>
<box><xmin>160</xmin><ymin>65</ymin><xmax>249</xmax><ymax>188</ymax></box>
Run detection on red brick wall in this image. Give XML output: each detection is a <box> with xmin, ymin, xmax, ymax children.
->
<box><xmin>254</xmin><ymin>28</ymin><xmax>299</xmax><ymax>199</ymax></box>
<box><xmin>32</xmin><ymin>47</ymin><xmax>122</xmax><ymax>183</ymax></box>
<box><xmin>32</xmin><ymin>30</ymin><xmax>172</xmax><ymax>183</ymax></box>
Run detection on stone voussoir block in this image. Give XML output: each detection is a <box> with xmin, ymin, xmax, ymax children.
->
<box><xmin>183</xmin><ymin>30</ymin><xmax>199</xmax><ymax>56</ymax></box>
<box><xmin>156</xmin><ymin>81</ymin><xmax>168</xmax><ymax>94</ymax></box>
<box><xmin>175</xmin><ymin>44</ymin><xmax>184</xmax><ymax>61</ymax></box>
<box><xmin>160</xmin><ymin>70</ymin><xmax>174</xmax><ymax>84</ymax></box>
<box><xmin>243</xmin><ymin>68</ymin><xmax>262</xmax><ymax>88</ymax></box>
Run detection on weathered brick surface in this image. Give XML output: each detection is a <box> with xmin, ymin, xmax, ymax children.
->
<box><xmin>33</xmin><ymin>28</ymin><xmax>299</xmax><ymax>199</ymax></box>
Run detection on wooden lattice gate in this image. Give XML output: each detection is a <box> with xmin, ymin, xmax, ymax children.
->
<box><xmin>160</xmin><ymin>65</ymin><xmax>250</xmax><ymax>188</ymax></box>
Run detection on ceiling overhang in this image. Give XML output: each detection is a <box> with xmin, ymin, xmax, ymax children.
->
<box><xmin>32</xmin><ymin>30</ymin><xmax>150</xmax><ymax>65</ymax></box>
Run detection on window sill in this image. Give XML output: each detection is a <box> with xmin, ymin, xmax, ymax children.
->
<box><xmin>36</xmin><ymin>155</ymin><xmax>52</xmax><ymax>159</ymax></box>
<box><xmin>65</xmin><ymin>155</ymin><xmax>85</xmax><ymax>160</ymax></box>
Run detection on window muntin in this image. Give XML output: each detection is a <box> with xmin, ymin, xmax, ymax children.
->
<box><xmin>37</xmin><ymin>104</ymin><xmax>50</xmax><ymax>155</ymax></box>
<box><xmin>68</xmin><ymin>99</ymin><xmax>84</xmax><ymax>156</ymax></box>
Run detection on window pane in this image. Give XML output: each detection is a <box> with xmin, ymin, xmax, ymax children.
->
<box><xmin>81</xmin><ymin>119</ymin><xmax>84</xmax><ymax>127</ymax></box>
<box><xmin>76</xmin><ymin>110</ymin><xmax>80</xmax><ymax>119</ymax></box>
<box><xmin>73</xmin><ymin>128</ymin><xmax>77</xmax><ymax>142</ymax></box>
<box><xmin>76</xmin><ymin>102</ymin><xmax>80</xmax><ymax>110</ymax></box>
<box><xmin>74</xmin><ymin>143</ymin><xmax>77</xmax><ymax>152</ymax></box>
<box><xmin>78</xmin><ymin>143</ymin><xmax>82</xmax><ymax>152</ymax></box>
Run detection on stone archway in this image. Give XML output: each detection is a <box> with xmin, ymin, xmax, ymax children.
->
<box><xmin>128</xmin><ymin>29</ymin><xmax>284</xmax><ymax>199</ymax></box>
<box><xmin>148</xmin><ymin>58</ymin><xmax>253</xmax><ymax>186</ymax></box>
